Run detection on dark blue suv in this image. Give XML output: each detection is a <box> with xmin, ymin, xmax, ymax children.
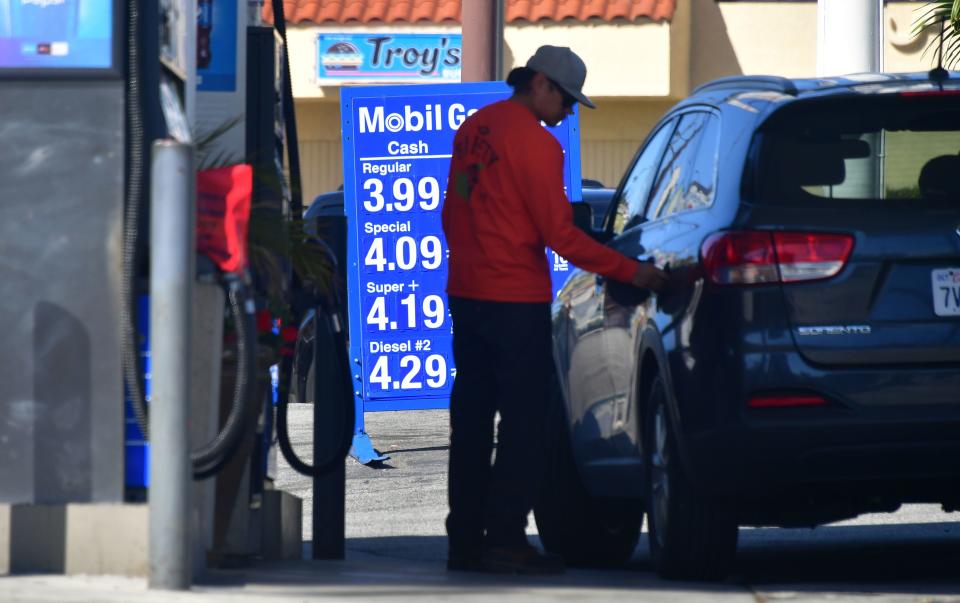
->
<box><xmin>535</xmin><ymin>71</ymin><xmax>960</xmax><ymax>580</ymax></box>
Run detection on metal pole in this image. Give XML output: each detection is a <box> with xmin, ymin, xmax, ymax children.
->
<box><xmin>149</xmin><ymin>140</ymin><xmax>195</xmax><ymax>590</ymax></box>
<box><xmin>493</xmin><ymin>0</ymin><xmax>505</xmax><ymax>80</ymax></box>
<box><xmin>312</xmin><ymin>309</ymin><xmax>346</xmax><ymax>559</ymax></box>
<box><xmin>462</xmin><ymin>0</ymin><xmax>496</xmax><ymax>81</ymax></box>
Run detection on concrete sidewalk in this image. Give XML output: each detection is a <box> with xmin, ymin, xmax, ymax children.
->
<box><xmin>5</xmin><ymin>408</ymin><xmax>960</xmax><ymax>602</ymax></box>
<box><xmin>0</xmin><ymin>552</ymin><xmax>753</xmax><ymax>603</ymax></box>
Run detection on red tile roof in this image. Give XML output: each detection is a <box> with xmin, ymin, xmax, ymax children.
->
<box><xmin>263</xmin><ymin>0</ymin><xmax>676</xmax><ymax>26</ymax></box>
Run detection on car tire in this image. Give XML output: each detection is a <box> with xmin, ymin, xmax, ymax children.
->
<box><xmin>645</xmin><ymin>375</ymin><xmax>738</xmax><ymax>581</ymax></box>
<box><xmin>534</xmin><ymin>385</ymin><xmax>642</xmax><ymax>568</ymax></box>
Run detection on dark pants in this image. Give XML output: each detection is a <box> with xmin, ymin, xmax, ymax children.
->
<box><xmin>446</xmin><ymin>296</ymin><xmax>553</xmax><ymax>556</ymax></box>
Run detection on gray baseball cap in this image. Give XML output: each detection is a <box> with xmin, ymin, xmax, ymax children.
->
<box><xmin>521</xmin><ymin>45</ymin><xmax>595</xmax><ymax>109</ymax></box>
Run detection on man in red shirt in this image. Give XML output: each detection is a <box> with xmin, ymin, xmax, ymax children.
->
<box><xmin>442</xmin><ymin>46</ymin><xmax>668</xmax><ymax>574</ymax></box>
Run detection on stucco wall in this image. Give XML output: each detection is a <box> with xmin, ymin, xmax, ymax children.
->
<box><xmin>691</xmin><ymin>1</ymin><xmax>818</xmax><ymax>87</ymax></box>
<box><xmin>288</xmin><ymin>19</ymin><xmax>678</xmax><ymax>100</ymax></box>
<box><xmin>290</xmin><ymin>1</ymin><xmax>947</xmax><ymax>201</ymax></box>
<box><xmin>504</xmin><ymin>21</ymin><xmax>675</xmax><ymax>98</ymax></box>
<box><xmin>883</xmin><ymin>2</ymin><xmax>945</xmax><ymax>73</ymax></box>
<box><xmin>691</xmin><ymin>1</ymin><xmax>943</xmax><ymax>89</ymax></box>
<box><xmin>296</xmin><ymin>97</ymin><xmax>670</xmax><ymax>203</ymax></box>
<box><xmin>286</xmin><ymin>24</ymin><xmax>460</xmax><ymax>99</ymax></box>
<box><xmin>579</xmin><ymin>99</ymin><xmax>674</xmax><ymax>188</ymax></box>
<box><xmin>296</xmin><ymin>100</ymin><xmax>344</xmax><ymax>200</ymax></box>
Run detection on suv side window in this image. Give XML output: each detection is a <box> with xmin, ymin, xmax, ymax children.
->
<box><xmin>645</xmin><ymin>111</ymin><xmax>720</xmax><ymax>221</ymax></box>
<box><xmin>609</xmin><ymin>119</ymin><xmax>676</xmax><ymax>235</ymax></box>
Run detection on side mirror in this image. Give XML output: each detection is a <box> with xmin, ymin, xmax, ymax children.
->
<box><xmin>572</xmin><ymin>201</ymin><xmax>613</xmax><ymax>244</ymax></box>
<box><xmin>571</xmin><ymin>201</ymin><xmax>593</xmax><ymax>233</ymax></box>
<box><xmin>623</xmin><ymin>214</ymin><xmax>647</xmax><ymax>231</ymax></box>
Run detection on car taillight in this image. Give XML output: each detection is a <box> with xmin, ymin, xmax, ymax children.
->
<box><xmin>773</xmin><ymin>232</ymin><xmax>853</xmax><ymax>283</ymax></box>
<box><xmin>701</xmin><ymin>231</ymin><xmax>780</xmax><ymax>285</ymax></box>
<box><xmin>899</xmin><ymin>90</ymin><xmax>960</xmax><ymax>97</ymax></box>
<box><xmin>748</xmin><ymin>394</ymin><xmax>826</xmax><ymax>408</ymax></box>
<box><xmin>701</xmin><ymin>231</ymin><xmax>853</xmax><ymax>285</ymax></box>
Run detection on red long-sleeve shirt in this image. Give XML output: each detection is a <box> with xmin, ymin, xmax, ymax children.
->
<box><xmin>442</xmin><ymin>100</ymin><xmax>638</xmax><ymax>303</ymax></box>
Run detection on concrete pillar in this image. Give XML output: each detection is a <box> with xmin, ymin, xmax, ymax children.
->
<box><xmin>817</xmin><ymin>0</ymin><xmax>884</xmax><ymax>199</ymax></box>
<box><xmin>148</xmin><ymin>140</ymin><xmax>195</xmax><ymax>590</ymax></box>
<box><xmin>817</xmin><ymin>0</ymin><xmax>882</xmax><ymax>76</ymax></box>
<box><xmin>462</xmin><ymin>0</ymin><xmax>503</xmax><ymax>81</ymax></box>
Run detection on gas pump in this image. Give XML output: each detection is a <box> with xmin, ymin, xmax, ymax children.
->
<box><xmin>0</xmin><ymin>0</ymin><xmax>259</xmax><ymax>577</ymax></box>
<box><xmin>0</xmin><ymin>0</ymin><xmax>353</xmax><ymax>578</ymax></box>
<box><xmin>122</xmin><ymin>0</ymin><xmax>261</xmax><ymax>491</ymax></box>
<box><xmin>262</xmin><ymin>0</ymin><xmax>355</xmax><ymax>560</ymax></box>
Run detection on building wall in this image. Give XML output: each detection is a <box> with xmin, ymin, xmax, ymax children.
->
<box><xmin>883</xmin><ymin>2</ymin><xmax>945</xmax><ymax>73</ymax></box>
<box><xmin>579</xmin><ymin>99</ymin><xmax>675</xmax><ymax>188</ymax></box>
<box><xmin>286</xmin><ymin>24</ymin><xmax>460</xmax><ymax>100</ymax></box>
<box><xmin>297</xmin><ymin>100</ymin><xmax>343</xmax><ymax>200</ymax></box>
<box><xmin>288</xmin><ymin>19</ymin><xmax>678</xmax><ymax>100</ymax></box>
<box><xmin>691</xmin><ymin>0</ymin><xmax>818</xmax><ymax>87</ymax></box>
<box><xmin>691</xmin><ymin>1</ymin><xmax>941</xmax><ymax>87</ymax></box>
<box><xmin>503</xmin><ymin>20</ymin><xmax>675</xmax><ymax>97</ymax></box>
<box><xmin>291</xmin><ymin>1</ymin><xmax>946</xmax><ymax>204</ymax></box>
<box><xmin>295</xmin><ymin>97</ymin><xmax>675</xmax><ymax>201</ymax></box>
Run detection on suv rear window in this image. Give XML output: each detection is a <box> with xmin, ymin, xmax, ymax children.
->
<box><xmin>750</xmin><ymin>94</ymin><xmax>960</xmax><ymax>204</ymax></box>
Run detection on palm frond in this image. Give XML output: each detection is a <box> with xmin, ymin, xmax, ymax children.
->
<box><xmin>913</xmin><ymin>0</ymin><xmax>960</xmax><ymax>70</ymax></box>
<box><xmin>912</xmin><ymin>1</ymin><xmax>949</xmax><ymax>35</ymax></box>
<box><xmin>193</xmin><ymin>116</ymin><xmax>336</xmax><ymax>317</ymax></box>
<box><xmin>195</xmin><ymin>115</ymin><xmax>245</xmax><ymax>171</ymax></box>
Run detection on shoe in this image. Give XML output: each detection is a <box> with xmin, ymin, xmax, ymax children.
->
<box><xmin>480</xmin><ymin>545</ymin><xmax>566</xmax><ymax>575</ymax></box>
<box><xmin>447</xmin><ymin>552</ymin><xmax>484</xmax><ymax>572</ymax></box>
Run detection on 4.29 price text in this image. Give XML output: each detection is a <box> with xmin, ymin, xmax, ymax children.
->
<box><xmin>369</xmin><ymin>354</ymin><xmax>448</xmax><ymax>391</ymax></box>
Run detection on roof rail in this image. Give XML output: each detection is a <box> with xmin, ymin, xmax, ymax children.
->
<box><xmin>692</xmin><ymin>76</ymin><xmax>799</xmax><ymax>97</ymax></box>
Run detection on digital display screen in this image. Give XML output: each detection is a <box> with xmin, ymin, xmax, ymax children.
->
<box><xmin>0</xmin><ymin>0</ymin><xmax>115</xmax><ymax>71</ymax></box>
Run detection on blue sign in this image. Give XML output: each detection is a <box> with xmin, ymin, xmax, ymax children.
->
<box><xmin>341</xmin><ymin>82</ymin><xmax>582</xmax><ymax>413</ymax></box>
<box><xmin>197</xmin><ymin>0</ymin><xmax>237</xmax><ymax>92</ymax></box>
<box><xmin>319</xmin><ymin>33</ymin><xmax>461</xmax><ymax>84</ymax></box>
<box><xmin>0</xmin><ymin>0</ymin><xmax>114</xmax><ymax>71</ymax></box>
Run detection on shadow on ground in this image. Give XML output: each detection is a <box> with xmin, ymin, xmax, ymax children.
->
<box><xmin>729</xmin><ymin>521</ymin><xmax>960</xmax><ymax>592</ymax></box>
<box><xmin>203</xmin><ymin>522</ymin><xmax>960</xmax><ymax>597</ymax></box>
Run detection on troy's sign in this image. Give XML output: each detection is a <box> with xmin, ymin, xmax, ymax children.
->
<box><xmin>316</xmin><ymin>33</ymin><xmax>462</xmax><ymax>84</ymax></box>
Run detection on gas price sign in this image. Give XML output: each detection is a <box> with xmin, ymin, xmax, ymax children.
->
<box><xmin>341</xmin><ymin>81</ymin><xmax>581</xmax><ymax>411</ymax></box>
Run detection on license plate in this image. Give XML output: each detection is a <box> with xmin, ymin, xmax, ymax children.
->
<box><xmin>932</xmin><ymin>268</ymin><xmax>960</xmax><ymax>317</ymax></box>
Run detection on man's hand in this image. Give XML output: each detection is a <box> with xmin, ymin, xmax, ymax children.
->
<box><xmin>631</xmin><ymin>262</ymin><xmax>669</xmax><ymax>293</ymax></box>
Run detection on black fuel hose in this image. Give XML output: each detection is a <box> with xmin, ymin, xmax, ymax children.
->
<box><xmin>275</xmin><ymin>300</ymin><xmax>356</xmax><ymax>477</ymax></box>
<box><xmin>122</xmin><ymin>0</ymin><xmax>148</xmax><ymax>441</ymax></box>
<box><xmin>270</xmin><ymin>0</ymin><xmax>304</xmax><ymax>218</ymax></box>
<box><xmin>270</xmin><ymin>0</ymin><xmax>352</xmax><ymax>476</ymax></box>
<box><xmin>191</xmin><ymin>276</ymin><xmax>259</xmax><ymax>480</ymax></box>
<box><xmin>123</xmin><ymin>0</ymin><xmax>259</xmax><ymax>480</ymax></box>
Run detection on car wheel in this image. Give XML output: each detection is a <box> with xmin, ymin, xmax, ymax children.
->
<box><xmin>534</xmin><ymin>384</ymin><xmax>642</xmax><ymax>567</ymax></box>
<box><xmin>645</xmin><ymin>375</ymin><xmax>738</xmax><ymax>581</ymax></box>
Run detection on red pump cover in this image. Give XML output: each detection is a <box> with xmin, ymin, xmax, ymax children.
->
<box><xmin>196</xmin><ymin>164</ymin><xmax>253</xmax><ymax>274</ymax></box>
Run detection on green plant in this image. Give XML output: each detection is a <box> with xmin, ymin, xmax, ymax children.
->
<box><xmin>913</xmin><ymin>0</ymin><xmax>960</xmax><ymax>70</ymax></box>
<box><xmin>195</xmin><ymin>117</ymin><xmax>335</xmax><ymax>323</ymax></box>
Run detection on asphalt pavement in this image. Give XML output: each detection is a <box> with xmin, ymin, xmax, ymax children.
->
<box><xmin>2</xmin><ymin>406</ymin><xmax>960</xmax><ymax>602</ymax></box>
